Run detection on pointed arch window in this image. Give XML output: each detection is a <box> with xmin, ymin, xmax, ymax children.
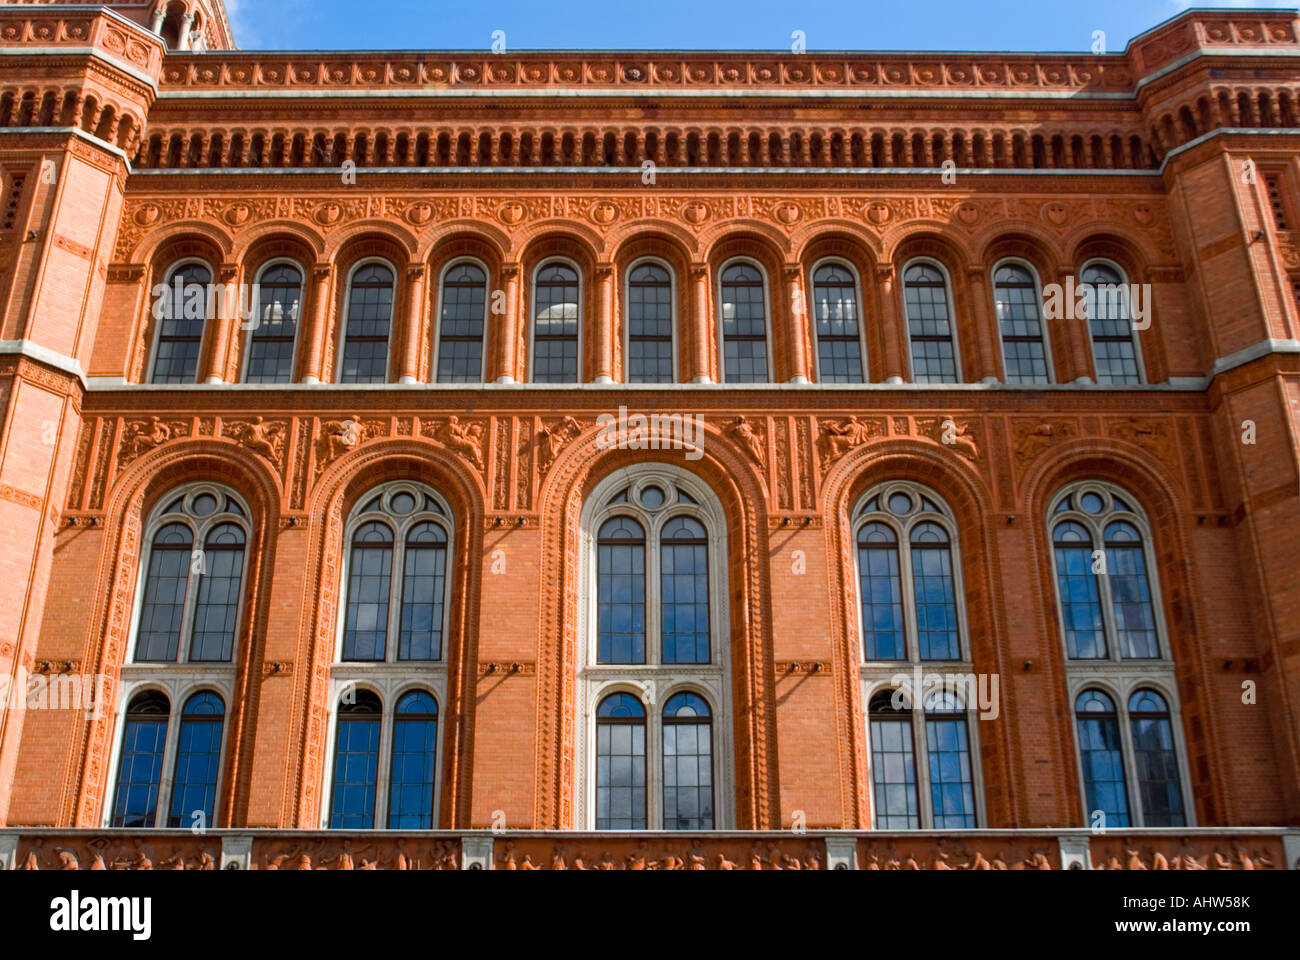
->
<box><xmin>626</xmin><ymin>262</ymin><xmax>674</xmax><ymax>383</ymax></box>
<box><xmin>151</xmin><ymin>261</ymin><xmax>211</xmax><ymax>384</ymax></box>
<box><xmin>811</xmin><ymin>261</ymin><xmax>864</xmax><ymax>383</ymax></box>
<box><xmin>1080</xmin><ymin>262</ymin><xmax>1142</xmax><ymax>385</ymax></box>
<box><xmin>1048</xmin><ymin>483</ymin><xmax>1162</xmax><ymax>661</ymax></box>
<box><xmin>341</xmin><ymin>483</ymin><xmax>452</xmax><ymax>663</ymax></box>
<box><xmin>340</xmin><ymin>262</ymin><xmax>395</xmax><ymax>383</ymax></box>
<box><xmin>993</xmin><ymin>262</ymin><xmax>1051</xmax><ymax>384</ymax></box>
<box><xmin>853</xmin><ymin>483</ymin><xmax>965</xmax><ymax>663</ymax></box>
<box><xmin>581</xmin><ymin>468</ymin><xmax>732</xmax><ymax>830</ymax></box>
<box><xmin>435</xmin><ymin>261</ymin><xmax>488</xmax><ymax>383</ymax></box>
<box><xmin>902</xmin><ymin>261</ymin><xmax>958</xmax><ymax>384</ymax></box>
<box><xmin>719</xmin><ymin>262</ymin><xmax>769</xmax><ymax>382</ymax></box>
<box><xmin>245</xmin><ymin>262</ymin><xmax>302</xmax><ymax>383</ymax></box>
<box><xmin>134</xmin><ymin>486</ymin><xmax>250</xmax><ymax>664</ymax></box>
<box><xmin>532</xmin><ymin>261</ymin><xmax>580</xmax><ymax>383</ymax></box>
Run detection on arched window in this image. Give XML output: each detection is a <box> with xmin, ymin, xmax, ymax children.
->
<box><xmin>532</xmin><ymin>261</ymin><xmax>580</xmax><ymax>383</ymax></box>
<box><xmin>661</xmin><ymin>692</ymin><xmax>713</xmax><ymax>830</ymax></box>
<box><xmin>168</xmin><ymin>691</ymin><xmax>225</xmax><ymax>828</ymax></box>
<box><xmin>1074</xmin><ymin>688</ymin><xmax>1187</xmax><ymax>828</ymax></box>
<box><xmin>110</xmin><ymin>691</ymin><xmax>170</xmax><ymax>827</ymax></box>
<box><xmin>245</xmin><ymin>262</ymin><xmax>302</xmax><ymax>383</ymax></box>
<box><xmin>993</xmin><ymin>262</ymin><xmax>1051</xmax><ymax>384</ymax></box>
<box><xmin>329</xmin><ymin>690</ymin><xmax>382</xmax><ymax>829</ymax></box>
<box><xmin>340</xmin><ymin>482</ymin><xmax>452</xmax><ymax>663</ymax></box>
<box><xmin>853</xmin><ymin>483</ymin><xmax>965</xmax><ymax>662</ymax></box>
<box><xmin>867</xmin><ymin>688</ymin><xmax>978</xmax><ymax>829</ymax></box>
<box><xmin>340</xmin><ymin>262</ymin><xmax>395</xmax><ymax>384</ymax></box>
<box><xmin>811</xmin><ymin>261</ymin><xmax>864</xmax><ymax>383</ymax></box>
<box><xmin>1048</xmin><ymin>483</ymin><xmax>1161</xmax><ymax>660</ymax></box>
<box><xmin>134</xmin><ymin>486</ymin><xmax>250</xmax><ymax>664</ymax></box>
<box><xmin>719</xmin><ymin>262</ymin><xmax>769</xmax><ymax>382</ymax></box>
<box><xmin>435</xmin><ymin>261</ymin><xmax>488</xmax><ymax>383</ymax></box>
<box><xmin>151</xmin><ymin>261</ymin><xmax>211</xmax><ymax>384</ymax></box>
<box><xmin>626</xmin><ymin>261</ymin><xmax>674</xmax><ymax>383</ymax></box>
<box><xmin>596</xmin><ymin>692</ymin><xmax>647</xmax><ymax>830</ymax></box>
<box><xmin>1080</xmin><ymin>262</ymin><xmax>1142</xmax><ymax>384</ymax></box>
<box><xmin>903</xmin><ymin>261</ymin><xmax>959</xmax><ymax>384</ymax></box>
<box><xmin>580</xmin><ymin>467</ymin><xmax>732</xmax><ymax>829</ymax></box>
<box><xmin>388</xmin><ymin>691</ymin><xmax>439</xmax><ymax>829</ymax></box>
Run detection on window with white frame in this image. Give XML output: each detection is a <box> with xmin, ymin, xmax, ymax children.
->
<box><xmin>1050</xmin><ymin>480</ymin><xmax>1191</xmax><ymax>828</ymax></box>
<box><xmin>811</xmin><ymin>260</ymin><xmax>865</xmax><ymax>383</ymax></box>
<box><xmin>339</xmin><ymin>482</ymin><xmax>453</xmax><ymax>663</ymax></box>
<box><xmin>578</xmin><ymin>467</ymin><xmax>732</xmax><ymax>830</ymax></box>
<box><xmin>992</xmin><ymin>261</ymin><xmax>1051</xmax><ymax>385</ymax></box>
<box><xmin>244</xmin><ymin>261</ymin><xmax>303</xmax><ymax>383</ymax></box>
<box><xmin>867</xmin><ymin>687</ymin><xmax>979</xmax><ymax>829</ymax></box>
<box><xmin>902</xmin><ymin>261</ymin><xmax>959</xmax><ymax>384</ymax></box>
<box><xmin>625</xmin><ymin>260</ymin><xmax>674</xmax><ymax>384</ymax></box>
<box><xmin>150</xmin><ymin>260</ymin><xmax>212</xmax><ymax>384</ymax></box>
<box><xmin>1048</xmin><ymin>482</ymin><xmax>1163</xmax><ymax>661</ymax></box>
<box><xmin>718</xmin><ymin>261</ymin><xmax>769</xmax><ymax>383</ymax></box>
<box><xmin>532</xmin><ymin>260</ymin><xmax>581</xmax><ymax>383</ymax></box>
<box><xmin>1080</xmin><ymin>261</ymin><xmax>1142</xmax><ymax>385</ymax></box>
<box><xmin>339</xmin><ymin>261</ymin><xmax>395</xmax><ymax>384</ymax></box>
<box><xmin>435</xmin><ymin>260</ymin><xmax>489</xmax><ymax>383</ymax></box>
<box><xmin>853</xmin><ymin>482</ymin><xmax>966</xmax><ymax>663</ymax></box>
<box><xmin>109</xmin><ymin>688</ymin><xmax>229</xmax><ymax>829</ymax></box>
<box><xmin>326</xmin><ymin>686</ymin><xmax>441</xmax><ymax>829</ymax></box>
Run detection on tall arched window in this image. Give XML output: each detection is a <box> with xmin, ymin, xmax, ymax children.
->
<box><xmin>580</xmin><ymin>467</ymin><xmax>732</xmax><ymax>829</ymax></box>
<box><xmin>168</xmin><ymin>691</ymin><xmax>225</xmax><ymax>828</ymax></box>
<box><xmin>1048</xmin><ymin>483</ymin><xmax>1161</xmax><ymax>660</ymax></box>
<box><xmin>150</xmin><ymin>261</ymin><xmax>211</xmax><ymax>384</ymax></box>
<box><xmin>661</xmin><ymin>692</ymin><xmax>713</xmax><ymax>829</ymax></box>
<box><xmin>854</xmin><ymin>483</ymin><xmax>965</xmax><ymax>663</ymax></box>
<box><xmin>719</xmin><ymin>262</ymin><xmax>769</xmax><ymax>382</ymax></box>
<box><xmin>626</xmin><ymin>261</ymin><xmax>674</xmax><ymax>383</ymax></box>
<box><xmin>245</xmin><ymin>262</ymin><xmax>303</xmax><ymax>383</ymax></box>
<box><xmin>1080</xmin><ymin>261</ymin><xmax>1142</xmax><ymax>385</ymax></box>
<box><xmin>329</xmin><ymin>689</ymin><xmax>382</xmax><ymax>829</ymax></box>
<box><xmin>1074</xmin><ymin>688</ymin><xmax>1187</xmax><ymax>828</ymax></box>
<box><xmin>902</xmin><ymin>261</ymin><xmax>959</xmax><ymax>384</ymax></box>
<box><xmin>435</xmin><ymin>261</ymin><xmax>488</xmax><ymax>383</ymax></box>
<box><xmin>110</xmin><ymin>690</ymin><xmax>170</xmax><ymax>827</ymax></box>
<box><xmin>993</xmin><ymin>261</ymin><xmax>1051</xmax><ymax>384</ymax></box>
<box><xmin>133</xmin><ymin>485</ymin><xmax>250</xmax><ymax>664</ymax></box>
<box><xmin>595</xmin><ymin>692</ymin><xmax>647</xmax><ymax>830</ymax></box>
<box><xmin>532</xmin><ymin>261</ymin><xmax>580</xmax><ymax>383</ymax></box>
<box><xmin>811</xmin><ymin>261</ymin><xmax>864</xmax><ymax>383</ymax></box>
<box><xmin>388</xmin><ymin>691</ymin><xmax>439</xmax><ymax>829</ymax></box>
<box><xmin>340</xmin><ymin>262</ymin><xmax>395</xmax><ymax>383</ymax></box>
<box><xmin>340</xmin><ymin>483</ymin><xmax>451</xmax><ymax>663</ymax></box>
<box><xmin>867</xmin><ymin>687</ymin><xmax>978</xmax><ymax>829</ymax></box>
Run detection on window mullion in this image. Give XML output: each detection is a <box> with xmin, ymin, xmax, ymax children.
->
<box><xmin>913</xmin><ymin>709</ymin><xmax>932</xmax><ymax>828</ymax></box>
<box><xmin>1096</xmin><ymin>526</ymin><xmax>1122</xmax><ymax>662</ymax></box>
<box><xmin>374</xmin><ymin>705</ymin><xmax>393</xmax><ymax>829</ymax></box>
<box><xmin>387</xmin><ymin>536</ymin><xmax>403</xmax><ymax>663</ymax></box>
<box><xmin>899</xmin><ymin>528</ymin><xmax>920</xmax><ymax>663</ymax></box>
<box><xmin>1116</xmin><ymin>703</ymin><xmax>1144</xmax><ymax>828</ymax></box>
<box><xmin>155</xmin><ymin>707</ymin><xmax>182</xmax><ymax>829</ymax></box>
<box><xmin>178</xmin><ymin>526</ymin><xmax>204</xmax><ymax>664</ymax></box>
<box><xmin>647</xmin><ymin>518</ymin><xmax>661</xmax><ymax>665</ymax></box>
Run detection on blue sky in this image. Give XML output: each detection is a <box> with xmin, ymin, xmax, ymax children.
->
<box><xmin>223</xmin><ymin>1</ymin><xmax>1299</xmax><ymax>52</ymax></box>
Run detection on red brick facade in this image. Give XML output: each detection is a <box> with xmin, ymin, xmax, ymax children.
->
<box><xmin>0</xmin><ymin>1</ymin><xmax>1298</xmax><ymax>869</ymax></box>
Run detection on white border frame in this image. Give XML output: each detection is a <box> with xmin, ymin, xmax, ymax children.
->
<box><xmin>715</xmin><ymin>257</ymin><xmax>775</xmax><ymax>385</ymax></box>
<box><xmin>527</xmin><ymin>256</ymin><xmax>584</xmax><ymax>384</ymax></box>
<box><xmin>575</xmin><ymin>464</ymin><xmax>735</xmax><ymax>830</ymax></box>
<box><xmin>239</xmin><ymin>257</ymin><xmax>306</xmax><ymax>385</ymax></box>
<box><xmin>334</xmin><ymin>257</ymin><xmax>399</xmax><ymax>385</ymax></box>
<box><xmin>991</xmin><ymin>257</ymin><xmax>1056</xmax><ymax>386</ymax></box>
<box><xmin>807</xmin><ymin>256</ymin><xmax>869</xmax><ymax>384</ymax></box>
<box><xmin>430</xmin><ymin>256</ymin><xmax>491</xmax><ymax>384</ymax></box>
<box><xmin>899</xmin><ymin>257</ymin><xmax>963</xmax><ymax>385</ymax></box>
<box><xmin>622</xmin><ymin>256</ymin><xmax>679</xmax><ymax>385</ymax></box>
<box><xmin>1079</xmin><ymin>257</ymin><xmax>1148</xmax><ymax>386</ymax></box>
